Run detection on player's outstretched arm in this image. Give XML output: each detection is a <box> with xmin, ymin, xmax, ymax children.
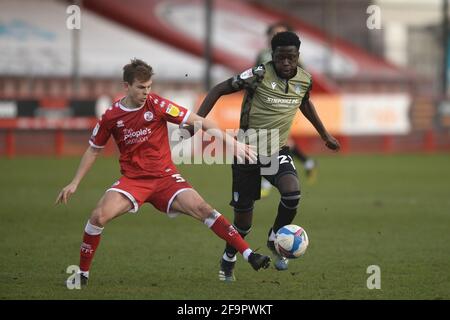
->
<box><xmin>185</xmin><ymin>112</ymin><xmax>257</xmax><ymax>163</ymax></box>
<box><xmin>55</xmin><ymin>146</ymin><xmax>102</xmax><ymax>205</ymax></box>
<box><xmin>185</xmin><ymin>80</ymin><xmax>239</xmax><ymax>137</ymax></box>
<box><xmin>197</xmin><ymin>79</ymin><xmax>238</xmax><ymax>117</ymax></box>
<box><xmin>300</xmin><ymin>99</ymin><xmax>340</xmax><ymax>151</ymax></box>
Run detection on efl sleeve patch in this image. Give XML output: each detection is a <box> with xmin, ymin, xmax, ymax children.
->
<box><xmin>166</xmin><ymin>104</ymin><xmax>180</xmax><ymax>117</ymax></box>
<box><xmin>155</xmin><ymin>95</ymin><xmax>189</xmax><ymax>125</ymax></box>
<box><xmin>230</xmin><ymin>65</ymin><xmax>265</xmax><ymax>90</ymax></box>
<box><xmin>239</xmin><ymin>68</ymin><xmax>254</xmax><ymax>80</ymax></box>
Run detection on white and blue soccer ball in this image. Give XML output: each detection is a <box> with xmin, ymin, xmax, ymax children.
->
<box><xmin>274</xmin><ymin>225</ymin><xmax>309</xmax><ymax>259</ymax></box>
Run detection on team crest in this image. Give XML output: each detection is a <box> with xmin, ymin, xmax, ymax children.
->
<box><xmin>144</xmin><ymin>111</ymin><xmax>154</xmax><ymax>121</ymax></box>
<box><xmin>295</xmin><ymin>85</ymin><xmax>301</xmax><ymax>94</ymax></box>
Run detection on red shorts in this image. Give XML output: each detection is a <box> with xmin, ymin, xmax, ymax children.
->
<box><xmin>107</xmin><ymin>173</ymin><xmax>192</xmax><ymax>216</ymax></box>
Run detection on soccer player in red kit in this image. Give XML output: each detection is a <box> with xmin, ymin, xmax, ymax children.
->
<box><xmin>56</xmin><ymin>59</ymin><xmax>270</xmax><ymax>286</ymax></box>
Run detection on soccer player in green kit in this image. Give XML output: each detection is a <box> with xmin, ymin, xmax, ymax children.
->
<box><xmin>193</xmin><ymin>31</ymin><xmax>340</xmax><ymax>281</ymax></box>
<box><xmin>257</xmin><ymin>22</ymin><xmax>318</xmax><ymax>199</ymax></box>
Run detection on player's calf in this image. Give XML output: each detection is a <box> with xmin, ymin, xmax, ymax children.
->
<box><xmin>219</xmin><ymin>224</ymin><xmax>251</xmax><ymax>282</ymax></box>
<box><xmin>79</xmin><ymin>220</ymin><xmax>103</xmax><ymax>277</ymax></box>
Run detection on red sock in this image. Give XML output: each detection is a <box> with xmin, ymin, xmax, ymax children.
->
<box><xmin>79</xmin><ymin>221</ymin><xmax>103</xmax><ymax>273</ymax></box>
<box><xmin>79</xmin><ymin>232</ymin><xmax>101</xmax><ymax>273</ymax></box>
<box><xmin>209</xmin><ymin>213</ymin><xmax>250</xmax><ymax>254</ymax></box>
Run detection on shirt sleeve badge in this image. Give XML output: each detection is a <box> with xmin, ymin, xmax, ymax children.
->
<box><xmin>166</xmin><ymin>104</ymin><xmax>180</xmax><ymax>117</ymax></box>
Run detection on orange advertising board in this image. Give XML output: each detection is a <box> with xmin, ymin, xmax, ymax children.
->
<box><xmin>290</xmin><ymin>95</ymin><xmax>342</xmax><ymax>136</ymax></box>
<box><xmin>196</xmin><ymin>93</ymin><xmax>342</xmax><ymax>136</ymax></box>
<box><xmin>202</xmin><ymin>91</ymin><xmax>244</xmax><ymax>130</ymax></box>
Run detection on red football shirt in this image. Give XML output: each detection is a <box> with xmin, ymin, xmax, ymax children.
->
<box><xmin>89</xmin><ymin>93</ymin><xmax>190</xmax><ymax>178</ymax></box>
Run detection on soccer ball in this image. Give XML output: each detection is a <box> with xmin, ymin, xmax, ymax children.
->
<box><xmin>274</xmin><ymin>224</ymin><xmax>309</xmax><ymax>259</ymax></box>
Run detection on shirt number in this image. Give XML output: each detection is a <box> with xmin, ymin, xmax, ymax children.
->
<box><xmin>171</xmin><ymin>174</ymin><xmax>186</xmax><ymax>183</ymax></box>
<box><xmin>278</xmin><ymin>155</ymin><xmax>296</xmax><ymax>170</ymax></box>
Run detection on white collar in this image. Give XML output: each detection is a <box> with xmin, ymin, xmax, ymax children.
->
<box><xmin>119</xmin><ymin>98</ymin><xmax>145</xmax><ymax>112</ymax></box>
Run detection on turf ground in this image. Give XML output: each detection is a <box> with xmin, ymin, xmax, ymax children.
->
<box><xmin>0</xmin><ymin>154</ymin><xmax>449</xmax><ymax>299</ymax></box>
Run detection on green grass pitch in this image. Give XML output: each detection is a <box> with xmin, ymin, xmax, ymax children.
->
<box><xmin>0</xmin><ymin>154</ymin><xmax>449</xmax><ymax>299</ymax></box>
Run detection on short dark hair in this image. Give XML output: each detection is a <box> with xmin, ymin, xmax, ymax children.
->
<box><xmin>271</xmin><ymin>31</ymin><xmax>301</xmax><ymax>51</ymax></box>
<box><xmin>266</xmin><ymin>21</ymin><xmax>293</xmax><ymax>36</ymax></box>
<box><xmin>123</xmin><ymin>58</ymin><xmax>154</xmax><ymax>85</ymax></box>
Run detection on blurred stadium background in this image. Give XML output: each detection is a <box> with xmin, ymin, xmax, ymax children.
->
<box><xmin>1</xmin><ymin>0</ymin><xmax>450</xmax><ymax>300</ymax></box>
<box><xmin>1</xmin><ymin>0</ymin><xmax>450</xmax><ymax>156</ymax></box>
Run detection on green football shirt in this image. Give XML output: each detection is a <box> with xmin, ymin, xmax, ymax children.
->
<box><xmin>230</xmin><ymin>61</ymin><xmax>312</xmax><ymax>155</ymax></box>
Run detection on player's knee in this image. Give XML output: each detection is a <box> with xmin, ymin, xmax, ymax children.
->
<box><xmin>280</xmin><ymin>191</ymin><xmax>301</xmax><ymax>210</ymax></box>
<box><xmin>194</xmin><ymin>201</ymin><xmax>214</xmax><ymax>220</ymax></box>
<box><xmin>90</xmin><ymin>207</ymin><xmax>110</xmax><ymax>227</ymax></box>
<box><xmin>276</xmin><ymin>173</ymin><xmax>300</xmax><ymax>194</ymax></box>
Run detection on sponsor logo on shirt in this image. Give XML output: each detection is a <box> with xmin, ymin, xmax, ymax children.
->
<box><xmin>144</xmin><ymin>111</ymin><xmax>153</xmax><ymax>121</ymax></box>
<box><xmin>123</xmin><ymin>128</ymin><xmax>151</xmax><ymax>145</ymax></box>
<box><xmin>266</xmin><ymin>97</ymin><xmax>300</xmax><ymax>105</ymax></box>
